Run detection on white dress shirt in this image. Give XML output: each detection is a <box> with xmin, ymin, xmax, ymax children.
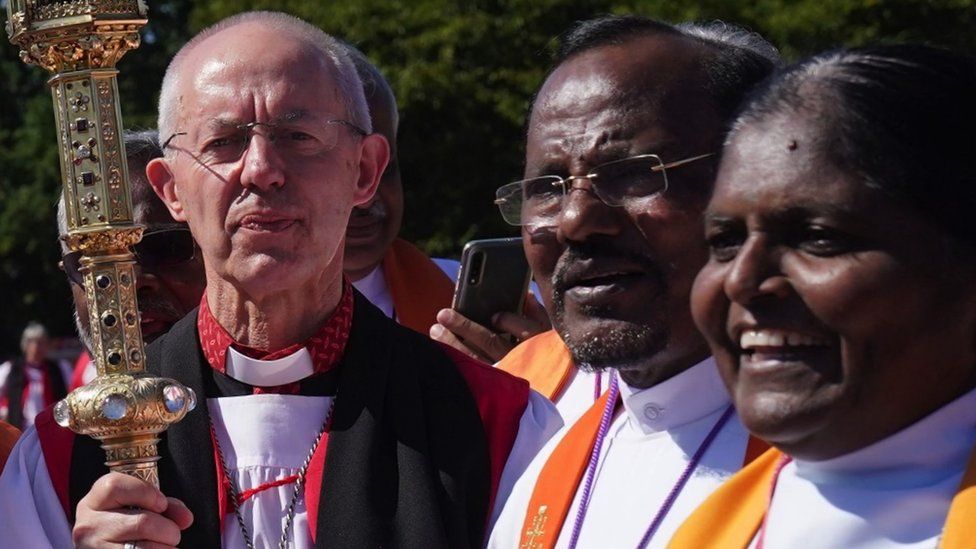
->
<box><xmin>551</xmin><ymin>367</ymin><xmax>611</xmax><ymax>426</ymax></box>
<box><xmin>352</xmin><ymin>258</ymin><xmax>461</xmax><ymax>321</ymax></box>
<box><xmin>752</xmin><ymin>386</ymin><xmax>976</xmax><ymax>549</ymax></box>
<box><xmin>489</xmin><ymin>358</ymin><xmax>750</xmax><ymax>549</ymax></box>
<box><xmin>0</xmin><ymin>345</ymin><xmax>561</xmax><ymax>548</ymax></box>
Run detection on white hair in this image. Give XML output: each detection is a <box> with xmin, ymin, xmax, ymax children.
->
<box><xmin>676</xmin><ymin>21</ymin><xmax>781</xmax><ymax>66</ymax></box>
<box><xmin>157</xmin><ymin>11</ymin><xmax>371</xmax><ymax>147</ymax></box>
<box><xmin>20</xmin><ymin>322</ymin><xmax>48</xmax><ymax>351</ymax></box>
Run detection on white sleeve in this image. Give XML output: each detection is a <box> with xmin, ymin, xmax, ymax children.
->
<box><xmin>488</xmin><ymin>389</ymin><xmax>562</xmax><ymax>532</ymax></box>
<box><xmin>0</xmin><ymin>361</ymin><xmax>10</xmax><ymax>419</ymax></box>
<box><xmin>0</xmin><ymin>360</ymin><xmax>11</xmax><ymax>389</ymax></box>
<box><xmin>487</xmin><ymin>408</ymin><xmax>571</xmax><ymax>549</ymax></box>
<box><xmin>0</xmin><ymin>426</ymin><xmax>73</xmax><ymax>548</ymax></box>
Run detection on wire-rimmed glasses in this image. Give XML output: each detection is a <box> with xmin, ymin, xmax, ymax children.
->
<box><xmin>161</xmin><ymin>116</ymin><xmax>368</xmax><ymax>166</ymax></box>
<box><xmin>494</xmin><ymin>152</ymin><xmax>715</xmax><ymax>226</ymax></box>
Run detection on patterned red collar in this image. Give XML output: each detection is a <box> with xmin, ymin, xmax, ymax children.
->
<box><xmin>197</xmin><ymin>279</ymin><xmax>354</xmax><ymax>387</ymax></box>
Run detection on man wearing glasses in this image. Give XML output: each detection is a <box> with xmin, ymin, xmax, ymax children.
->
<box><xmin>60</xmin><ymin>129</ymin><xmax>206</xmax><ymax>390</ymax></box>
<box><xmin>487</xmin><ymin>16</ymin><xmax>779</xmax><ymax>548</ymax></box>
<box><xmin>0</xmin><ymin>12</ymin><xmax>558</xmax><ymax>549</ymax></box>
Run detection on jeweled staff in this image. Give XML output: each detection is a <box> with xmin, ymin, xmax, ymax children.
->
<box><xmin>5</xmin><ymin>0</ymin><xmax>193</xmax><ymax>487</ymax></box>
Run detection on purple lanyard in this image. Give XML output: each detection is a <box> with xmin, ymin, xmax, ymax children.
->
<box><xmin>567</xmin><ymin>372</ymin><xmax>735</xmax><ymax>549</ymax></box>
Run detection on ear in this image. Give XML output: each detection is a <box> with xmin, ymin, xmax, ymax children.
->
<box><xmin>146</xmin><ymin>157</ymin><xmax>187</xmax><ymax>221</ymax></box>
<box><xmin>352</xmin><ymin>133</ymin><xmax>390</xmax><ymax>207</ymax></box>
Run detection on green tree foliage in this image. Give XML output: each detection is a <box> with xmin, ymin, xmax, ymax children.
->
<box><xmin>0</xmin><ymin>0</ymin><xmax>974</xmax><ymax>354</ymax></box>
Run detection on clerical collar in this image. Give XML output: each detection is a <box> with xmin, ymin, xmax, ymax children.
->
<box><xmin>617</xmin><ymin>357</ymin><xmax>730</xmax><ymax>435</ymax></box>
<box><xmin>794</xmin><ymin>385</ymin><xmax>976</xmax><ymax>489</ymax></box>
<box><xmin>197</xmin><ymin>279</ymin><xmax>354</xmax><ymax>387</ymax></box>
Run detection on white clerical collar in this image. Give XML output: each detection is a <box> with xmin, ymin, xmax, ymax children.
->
<box><xmin>795</xmin><ymin>385</ymin><xmax>976</xmax><ymax>489</ymax></box>
<box><xmin>224</xmin><ymin>346</ymin><xmax>315</xmax><ymax>387</ymax></box>
<box><xmin>617</xmin><ymin>357</ymin><xmax>730</xmax><ymax>434</ymax></box>
<box><xmin>351</xmin><ymin>264</ymin><xmax>394</xmax><ymax>318</ymax></box>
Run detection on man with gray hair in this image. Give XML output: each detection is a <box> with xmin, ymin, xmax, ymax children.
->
<box><xmin>61</xmin><ymin>129</ymin><xmax>206</xmax><ymax>390</ymax></box>
<box><xmin>483</xmin><ymin>15</ymin><xmax>779</xmax><ymax>547</ymax></box>
<box><xmin>0</xmin><ymin>11</ymin><xmax>558</xmax><ymax>549</ymax></box>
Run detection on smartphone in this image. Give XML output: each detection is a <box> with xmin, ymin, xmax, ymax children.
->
<box><xmin>452</xmin><ymin>237</ymin><xmax>531</xmax><ymax>329</ymax></box>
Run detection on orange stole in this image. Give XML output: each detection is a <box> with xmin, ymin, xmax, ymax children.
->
<box><xmin>380</xmin><ymin>238</ymin><xmax>456</xmax><ymax>334</ymax></box>
<box><xmin>520</xmin><ymin>394</ymin><xmax>768</xmax><ymax>549</ymax></box>
<box><xmin>497</xmin><ymin>330</ymin><xmax>575</xmax><ymax>401</ymax></box>
<box><xmin>0</xmin><ymin>420</ymin><xmax>22</xmax><ymax>474</ymax></box>
<box><xmin>667</xmin><ymin>446</ymin><xmax>976</xmax><ymax>549</ymax></box>
<box><xmin>519</xmin><ymin>388</ymin><xmax>615</xmax><ymax>549</ymax></box>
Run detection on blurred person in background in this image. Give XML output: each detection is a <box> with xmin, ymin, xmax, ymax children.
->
<box><xmin>343</xmin><ymin>46</ymin><xmax>462</xmax><ymax>334</ymax></box>
<box><xmin>0</xmin><ymin>322</ymin><xmax>71</xmax><ymax>430</ymax></box>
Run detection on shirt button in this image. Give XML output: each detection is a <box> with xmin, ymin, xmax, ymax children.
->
<box><xmin>644</xmin><ymin>404</ymin><xmax>663</xmax><ymax>421</ymax></box>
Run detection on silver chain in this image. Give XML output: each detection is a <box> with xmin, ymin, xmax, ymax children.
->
<box><xmin>210</xmin><ymin>399</ymin><xmax>335</xmax><ymax>549</ymax></box>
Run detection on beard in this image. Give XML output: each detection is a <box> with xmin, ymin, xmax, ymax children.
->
<box><xmin>559</xmin><ymin>318</ymin><xmax>667</xmax><ymax>374</ymax></box>
<box><xmin>73</xmin><ymin>309</ymin><xmax>93</xmax><ymax>353</ymax></box>
<box><xmin>551</xmin><ymin>241</ymin><xmax>670</xmax><ymax>372</ymax></box>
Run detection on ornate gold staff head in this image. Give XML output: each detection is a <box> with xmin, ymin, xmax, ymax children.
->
<box><xmin>6</xmin><ymin>0</ymin><xmax>194</xmax><ymax>487</ymax></box>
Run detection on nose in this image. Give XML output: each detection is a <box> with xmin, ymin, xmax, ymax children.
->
<box><xmin>723</xmin><ymin>235</ymin><xmax>791</xmax><ymax>304</ymax></box>
<box><xmin>240</xmin><ymin>133</ymin><xmax>286</xmax><ymax>191</ymax></box>
<box><xmin>555</xmin><ymin>176</ymin><xmax>621</xmax><ymax>244</ymax></box>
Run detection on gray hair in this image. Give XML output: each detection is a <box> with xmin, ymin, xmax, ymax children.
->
<box><xmin>344</xmin><ymin>43</ymin><xmax>398</xmax><ymax>132</ymax></box>
<box><xmin>676</xmin><ymin>21</ymin><xmax>781</xmax><ymax>66</ymax></box>
<box><xmin>157</xmin><ymin>11</ymin><xmax>371</xmax><ymax>147</ymax></box>
<box><xmin>20</xmin><ymin>322</ymin><xmax>48</xmax><ymax>352</ymax></box>
<box><xmin>674</xmin><ymin>21</ymin><xmax>782</xmax><ymax>122</ymax></box>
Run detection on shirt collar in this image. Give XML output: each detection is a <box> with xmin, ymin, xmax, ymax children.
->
<box><xmin>794</xmin><ymin>385</ymin><xmax>976</xmax><ymax>488</ymax></box>
<box><xmin>197</xmin><ymin>279</ymin><xmax>354</xmax><ymax>387</ymax></box>
<box><xmin>351</xmin><ymin>265</ymin><xmax>393</xmax><ymax>318</ymax></box>
<box><xmin>617</xmin><ymin>356</ymin><xmax>730</xmax><ymax>434</ymax></box>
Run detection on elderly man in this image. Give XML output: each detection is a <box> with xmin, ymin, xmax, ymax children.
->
<box><xmin>486</xmin><ymin>16</ymin><xmax>778</xmax><ymax>548</ymax></box>
<box><xmin>0</xmin><ymin>323</ymin><xmax>71</xmax><ymax>430</ymax></box>
<box><xmin>0</xmin><ymin>11</ymin><xmax>558</xmax><ymax>549</ymax></box>
<box><xmin>63</xmin><ymin>129</ymin><xmax>206</xmax><ymax>389</ymax></box>
<box><xmin>343</xmin><ymin>47</ymin><xmax>460</xmax><ymax>334</ymax></box>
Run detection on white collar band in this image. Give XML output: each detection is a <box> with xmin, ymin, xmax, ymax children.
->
<box><xmin>224</xmin><ymin>346</ymin><xmax>315</xmax><ymax>387</ymax></box>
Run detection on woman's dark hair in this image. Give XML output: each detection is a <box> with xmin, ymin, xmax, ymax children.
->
<box><xmin>732</xmin><ymin>44</ymin><xmax>976</xmax><ymax>248</ymax></box>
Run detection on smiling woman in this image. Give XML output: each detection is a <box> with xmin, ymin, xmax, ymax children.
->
<box><xmin>673</xmin><ymin>45</ymin><xmax>976</xmax><ymax>548</ymax></box>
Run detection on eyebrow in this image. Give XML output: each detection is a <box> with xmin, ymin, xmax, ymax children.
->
<box><xmin>203</xmin><ymin>110</ymin><xmax>313</xmax><ymax>130</ymax></box>
<box><xmin>704</xmin><ymin>204</ymin><xmax>859</xmax><ymax>224</ymax></box>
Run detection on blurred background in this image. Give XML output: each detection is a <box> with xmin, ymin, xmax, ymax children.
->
<box><xmin>1</xmin><ymin>0</ymin><xmax>974</xmax><ymax>356</ymax></box>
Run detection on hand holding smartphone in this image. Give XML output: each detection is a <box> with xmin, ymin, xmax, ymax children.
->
<box><xmin>451</xmin><ymin>237</ymin><xmax>531</xmax><ymax>329</ymax></box>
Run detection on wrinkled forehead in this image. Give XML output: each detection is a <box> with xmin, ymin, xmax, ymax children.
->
<box><xmin>178</xmin><ymin>33</ymin><xmax>344</xmax><ymax>131</ymax></box>
<box><xmin>526</xmin><ymin>42</ymin><xmax>716</xmax><ymax>170</ymax></box>
<box><xmin>528</xmin><ymin>80</ymin><xmax>666</xmax><ymax>161</ymax></box>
